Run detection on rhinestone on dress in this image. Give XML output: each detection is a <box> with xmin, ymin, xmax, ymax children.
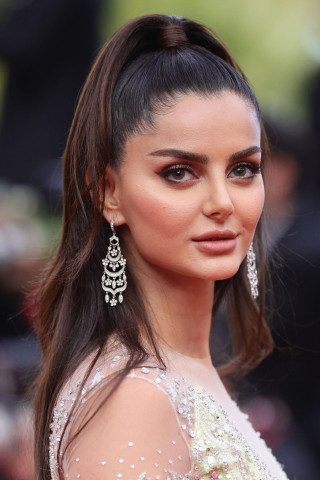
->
<box><xmin>48</xmin><ymin>345</ymin><xmax>289</xmax><ymax>480</ymax></box>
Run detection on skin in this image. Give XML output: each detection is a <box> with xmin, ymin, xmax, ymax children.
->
<box><xmin>104</xmin><ymin>91</ymin><xmax>264</xmax><ymax>360</ymax></box>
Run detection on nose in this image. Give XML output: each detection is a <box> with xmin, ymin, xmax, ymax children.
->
<box><xmin>202</xmin><ymin>178</ymin><xmax>234</xmax><ymax>221</ymax></box>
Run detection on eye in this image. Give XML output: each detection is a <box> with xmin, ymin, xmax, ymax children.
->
<box><xmin>159</xmin><ymin>164</ymin><xmax>197</xmax><ymax>183</ymax></box>
<box><xmin>228</xmin><ymin>163</ymin><xmax>261</xmax><ymax>179</ymax></box>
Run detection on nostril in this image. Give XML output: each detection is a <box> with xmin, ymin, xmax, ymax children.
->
<box><xmin>202</xmin><ymin>199</ymin><xmax>234</xmax><ymax>218</ymax></box>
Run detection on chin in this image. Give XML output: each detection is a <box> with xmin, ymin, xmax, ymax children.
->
<box><xmin>202</xmin><ymin>261</ymin><xmax>243</xmax><ymax>282</ymax></box>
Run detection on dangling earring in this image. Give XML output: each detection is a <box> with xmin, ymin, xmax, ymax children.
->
<box><xmin>247</xmin><ymin>242</ymin><xmax>258</xmax><ymax>299</ymax></box>
<box><xmin>101</xmin><ymin>219</ymin><xmax>127</xmax><ymax>307</ymax></box>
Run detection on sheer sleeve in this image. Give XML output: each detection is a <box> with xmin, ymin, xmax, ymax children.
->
<box><xmin>63</xmin><ymin>375</ymin><xmax>192</xmax><ymax>480</ymax></box>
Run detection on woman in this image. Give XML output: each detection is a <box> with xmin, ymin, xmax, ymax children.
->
<box><xmin>34</xmin><ymin>14</ymin><xmax>289</xmax><ymax>480</ymax></box>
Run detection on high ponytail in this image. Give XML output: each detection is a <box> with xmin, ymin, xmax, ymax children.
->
<box><xmin>34</xmin><ymin>14</ymin><xmax>272</xmax><ymax>480</ymax></box>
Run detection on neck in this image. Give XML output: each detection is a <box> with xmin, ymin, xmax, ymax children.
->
<box><xmin>134</xmin><ymin>266</ymin><xmax>214</xmax><ymax>360</ymax></box>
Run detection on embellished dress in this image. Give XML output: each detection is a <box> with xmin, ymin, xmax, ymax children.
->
<box><xmin>49</xmin><ymin>339</ymin><xmax>289</xmax><ymax>480</ymax></box>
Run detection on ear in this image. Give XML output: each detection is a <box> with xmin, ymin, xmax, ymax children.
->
<box><xmin>102</xmin><ymin>166</ymin><xmax>126</xmax><ymax>226</ymax></box>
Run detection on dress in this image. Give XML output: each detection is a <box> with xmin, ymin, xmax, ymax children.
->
<box><xmin>49</xmin><ymin>338</ymin><xmax>289</xmax><ymax>480</ymax></box>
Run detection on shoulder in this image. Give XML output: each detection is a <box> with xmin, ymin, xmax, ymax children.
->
<box><xmin>62</xmin><ymin>371</ymin><xmax>192</xmax><ymax>480</ymax></box>
<box><xmin>50</xmin><ymin>343</ymin><xmax>193</xmax><ymax>480</ymax></box>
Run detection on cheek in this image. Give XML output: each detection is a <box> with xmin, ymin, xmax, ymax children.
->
<box><xmin>119</xmin><ymin>182</ymin><xmax>195</xmax><ymax>242</ymax></box>
<box><xmin>235</xmin><ymin>180</ymin><xmax>265</xmax><ymax>231</ymax></box>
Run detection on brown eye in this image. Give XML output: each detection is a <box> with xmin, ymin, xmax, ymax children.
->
<box><xmin>229</xmin><ymin>163</ymin><xmax>261</xmax><ymax>179</ymax></box>
<box><xmin>233</xmin><ymin>165</ymin><xmax>248</xmax><ymax>177</ymax></box>
<box><xmin>159</xmin><ymin>164</ymin><xmax>197</xmax><ymax>183</ymax></box>
<box><xmin>170</xmin><ymin>169</ymin><xmax>187</xmax><ymax>180</ymax></box>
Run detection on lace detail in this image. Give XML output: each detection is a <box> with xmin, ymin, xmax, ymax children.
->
<box><xmin>49</xmin><ymin>348</ymin><xmax>289</xmax><ymax>480</ymax></box>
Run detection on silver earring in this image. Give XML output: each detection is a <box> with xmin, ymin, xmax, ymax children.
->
<box><xmin>101</xmin><ymin>220</ymin><xmax>127</xmax><ymax>307</ymax></box>
<box><xmin>247</xmin><ymin>242</ymin><xmax>258</xmax><ymax>299</ymax></box>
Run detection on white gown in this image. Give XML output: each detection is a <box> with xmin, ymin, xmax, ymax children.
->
<box><xmin>49</xmin><ymin>337</ymin><xmax>289</xmax><ymax>480</ymax></box>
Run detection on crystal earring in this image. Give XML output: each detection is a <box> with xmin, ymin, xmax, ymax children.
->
<box><xmin>247</xmin><ymin>242</ymin><xmax>258</xmax><ymax>299</ymax></box>
<box><xmin>101</xmin><ymin>219</ymin><xmax>127</xmax><ymax>307</ymax></box>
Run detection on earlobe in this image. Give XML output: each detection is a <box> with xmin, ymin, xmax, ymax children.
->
<box><xmin>103</xmin><ymin>166</ymin><xmax>126</xmax><ymax>226</ymax></box>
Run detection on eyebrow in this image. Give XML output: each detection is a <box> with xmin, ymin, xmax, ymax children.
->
<box><xmin>149</xmin><ymin>146</ymin><xmax>261</xmax><ymax>164</ymax></box>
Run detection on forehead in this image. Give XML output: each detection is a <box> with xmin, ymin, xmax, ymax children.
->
<box><xmin>124</xmin><ymin>91</ymin><xmax>261</xmax><ymax>159</ymax></box>
<box><xmin>153</xmin><ymin>91</ymin><xmax>258</xmax><ymax>132</ymax></box>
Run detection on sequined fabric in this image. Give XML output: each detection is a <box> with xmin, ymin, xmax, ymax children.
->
<box><xmin>49</xmin><ymin>345</ymin><xmax>289</xmax><ymax>480</ymax></box>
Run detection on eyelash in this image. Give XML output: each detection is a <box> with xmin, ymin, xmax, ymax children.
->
<box><xmin>159</xmin><ymin>162</ymin><xmax>262</xmax><ymax>183</ymax></box>
<box><xmin>159</xmin><ymin>163</ymin><xmax>196</xmax><ymax>182</ymax></box>
<box><xmin>229</xmin><ymin>162</ymin><xmax>262</xmax><ymax>178</ymax></box>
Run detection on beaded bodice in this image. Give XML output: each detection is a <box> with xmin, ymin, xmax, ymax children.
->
<box><xmin>49</xmin><ymin>343</ymin><xmax>289</xmax><ymax>480</ymax></box>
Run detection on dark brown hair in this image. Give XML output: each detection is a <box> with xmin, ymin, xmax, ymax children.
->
<box><xmin>34</xmin><ymin>14</ymin><xmax>273</xmax><ymax>480</ymax></box>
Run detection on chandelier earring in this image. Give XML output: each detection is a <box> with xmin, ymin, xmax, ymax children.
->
<box><xmin>101</xmin><ymin>219</ymin><xmax>127</xmax><ymax>307</ymax></box>
<box><xmin>247</xmin><ymin>242</ymin><xmax>258</xmax><ymax>299</ymax></box>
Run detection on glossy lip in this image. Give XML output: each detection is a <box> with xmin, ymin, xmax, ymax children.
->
<box><xmin>193</xmin><ymin>230</ymin><xmax>237</xmax><ymax>242</ymax></box>
<box><xmin>192</xmin><ymin>230</ymin><xmax>238</xmax><ymax>254</ymax></box>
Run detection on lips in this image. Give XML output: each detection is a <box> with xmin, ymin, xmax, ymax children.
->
<box><xmin>192</xmin><ymin>230</ymin><xmax>238</xmax><ymax>255</ymax></box>
<box><xmin>193</xmin><ymin>230</ymin><xmax>237</xmax><ymax>242</ymax></box>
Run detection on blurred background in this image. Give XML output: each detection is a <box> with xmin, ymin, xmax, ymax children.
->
<box><xmin>0</xmin><ymin>0</ymin><xmax>319</xmax><ymax>478</ymax></box>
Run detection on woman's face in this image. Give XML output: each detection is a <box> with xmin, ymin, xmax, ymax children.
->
<box><xmin>105</xmin><ymin>91</ymin><xmax>264</xmax><ymax>282</ymax></box>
